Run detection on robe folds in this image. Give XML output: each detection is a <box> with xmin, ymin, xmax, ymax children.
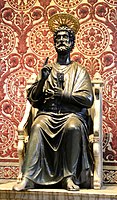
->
<box><xmin>22</xmin><ymin>62</ymin><xmax>94</xmax><ymax>188</ymax></box>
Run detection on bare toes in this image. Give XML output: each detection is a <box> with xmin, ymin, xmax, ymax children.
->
<box><xmin>62</xmin><ymin>177</ymin><xmax>80</xmax><ymax>191</ymax></box>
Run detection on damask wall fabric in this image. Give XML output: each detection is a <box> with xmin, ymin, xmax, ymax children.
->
<box><xmin>0</xmin><ymin>0</ymin><xmax>117</xmax><ymax>183</ymax></box>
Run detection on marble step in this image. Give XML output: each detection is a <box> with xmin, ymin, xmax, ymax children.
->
<box><xmin>0</xmin><ymin>181</ymin><xmax>117</xmax><ymax>200</ymax></box>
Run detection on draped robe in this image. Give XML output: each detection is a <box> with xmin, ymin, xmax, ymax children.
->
<box><xmin>22</xmin><ymin>62</ymin><xmax>94</xmax><ymax>188</ymax></box>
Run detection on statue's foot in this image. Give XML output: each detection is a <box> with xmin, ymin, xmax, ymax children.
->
<box><xmin>62</xmin><ymin>176</ymin><xmax>80</xmax><ymax>191</ymax></box>
<box><xmin>12</xmin><ymin>177</ymin><xmax>34</xmax><ymax>191</ymax></box>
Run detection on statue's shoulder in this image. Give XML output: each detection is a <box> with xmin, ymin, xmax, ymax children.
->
<box><xmin>72</xmin><ymin>61</ymin><xmax>85</xmax><ymax>71</ymax></box>
<box><xmin>72</xmin><ymin>62</ymin><xmax>90</xmax><ymax>78</ymax></box>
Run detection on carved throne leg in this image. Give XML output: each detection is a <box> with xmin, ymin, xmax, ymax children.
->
<box><xmin>17</xmin><ymin>137</ymin><xmax>25</xmax><ymax>183</ymax></box>
<box><xmin>93</xmin><ymin>140</ymin><xmax>102</xmax><ymax>189</ymax></box>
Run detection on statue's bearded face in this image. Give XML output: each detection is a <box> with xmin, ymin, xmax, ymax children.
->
<box><xmin>54</xmin><ymin>30</ymin><xmax>73</xmax><ymax>53</ymax></box>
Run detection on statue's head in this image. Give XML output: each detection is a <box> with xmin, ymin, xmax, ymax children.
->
<box><xmin>48</xmin><ymin>13</ymin><xmax>80</xmax><ymax>54</ymax></box>
<box><xmin>53</xmin><ymin>25</ymin><xmax>75</xmax><ymax>53</ymax></box>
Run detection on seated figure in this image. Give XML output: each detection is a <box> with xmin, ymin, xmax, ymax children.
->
<box><xmin>13</xmin><ymin>13</ymin><xmax>94</xmax><ymax>191</ymax></box>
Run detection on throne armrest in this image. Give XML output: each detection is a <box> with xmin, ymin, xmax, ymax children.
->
<box><xmin>18</xmin><ymin>100</ymin><xmax>32</xmax><ymax>133</ymax></box>
<box><xmin>18</xmin><ymin>72</ymin><xmax>37</xmax><ymax>137</ymax></box>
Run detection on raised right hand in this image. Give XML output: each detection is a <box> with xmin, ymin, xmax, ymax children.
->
<box><xmin>41</xmin><ymin>65</ymin><xmax>52</xmax><ymax>80</ymax></box>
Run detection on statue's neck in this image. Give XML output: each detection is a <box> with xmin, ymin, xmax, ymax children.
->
<box><xmin>57</xmin><ymin>52</ymin><xmax>71</xmax><ymax>65</ymax></box>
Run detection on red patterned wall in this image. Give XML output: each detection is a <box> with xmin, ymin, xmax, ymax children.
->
<box><xmin>0</xmin><ymin>0</ymin><xmax>117</xmax><ymax>183</ymax></box>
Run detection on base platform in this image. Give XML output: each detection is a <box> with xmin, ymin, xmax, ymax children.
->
<box><xmin>0</xmin><ymin>180</ymin><xmax>117</xmax><ymax>200</ymax></box>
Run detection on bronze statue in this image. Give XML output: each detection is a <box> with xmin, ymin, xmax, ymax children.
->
<box><xmin>13</xmin><ymin>13</ymin><xmax>94</xmax><ymax>191</ymax></box>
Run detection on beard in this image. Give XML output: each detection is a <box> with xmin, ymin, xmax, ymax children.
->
<box><xmin>55</xmin><ymin>42</ymin><xmax>72</xmax><ymax>54</ymax></box>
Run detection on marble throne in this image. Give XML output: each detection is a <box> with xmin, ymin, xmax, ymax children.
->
<box><xmin>17</xmin><ymin>72</ymin><xmax>103</xmax><ymax>190</ymax></box>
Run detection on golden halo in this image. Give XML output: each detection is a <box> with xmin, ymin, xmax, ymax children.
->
<box><xmin>48</xmin><ymin>13</ymin><xmax>80</xmax><ymax>34</ymax></box>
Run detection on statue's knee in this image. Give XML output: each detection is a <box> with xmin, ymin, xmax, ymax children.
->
<box><xmin>31</xmin><ymin>123</ymin><xmax>41</xmax><ymax>133</ymax></box>
<box><xmin>65</xmin><ymin>118</ymin><xmax>82</xmax><ymax>134</ymax></box>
